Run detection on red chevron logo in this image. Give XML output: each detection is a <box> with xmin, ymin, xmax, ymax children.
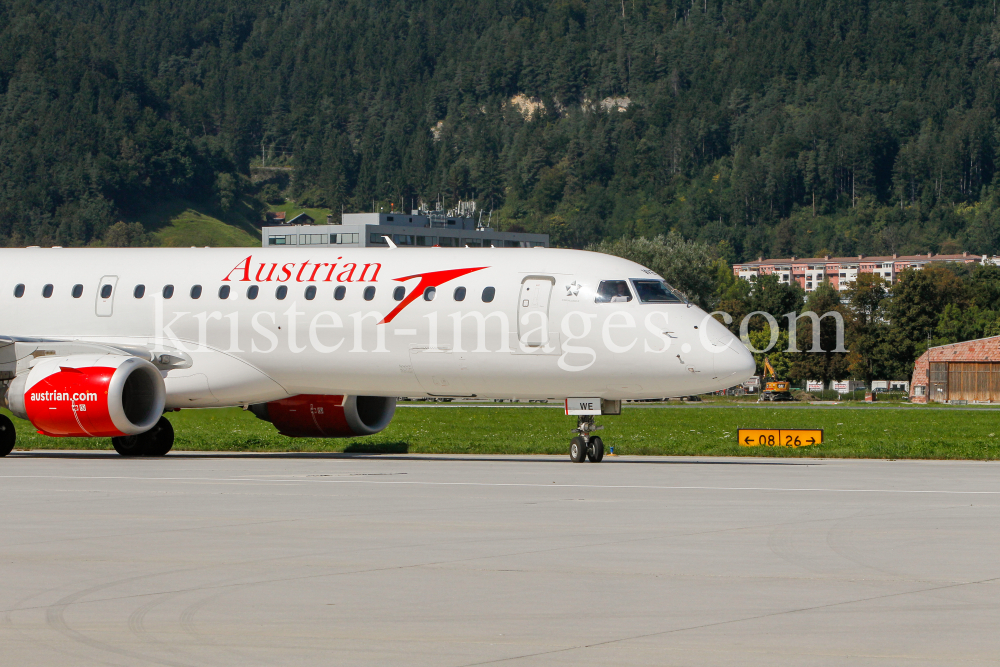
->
<box><xmin>379</xmin><ymin>266</ymin><xmax>489</xmax><ymax>324</ymax></box>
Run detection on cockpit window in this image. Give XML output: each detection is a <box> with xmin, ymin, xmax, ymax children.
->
<box><xmin>595</xmin><ymin>280</ymin><xmax>632</xmax><ymax>303</ymax></box>
<box><xmin>631</xmin><ymin>279</ymin><xmax>684</xmax><ymax>303</ymax></box>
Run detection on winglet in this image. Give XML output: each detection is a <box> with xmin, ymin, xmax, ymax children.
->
<box><xmin>382</xmin><ymin>235</ymin><xmax>398</xmax><ymax>248</ymax></box>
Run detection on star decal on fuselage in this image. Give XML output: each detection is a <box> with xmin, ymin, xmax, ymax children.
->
<box><xmin>379</xmin><ymin>266</ymin><xmax>489</xmax><ymax>324</ymax></box>
<box><xmin>565</xmin><ymin>280</ymin><xmax>581</xmax><ymax>296</ymax></box>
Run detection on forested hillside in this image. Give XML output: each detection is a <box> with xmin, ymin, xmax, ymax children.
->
<box><xmin>2</xmin><ymin>0</ymin><xmax>1000</xmax><ymax>257</ymax></box>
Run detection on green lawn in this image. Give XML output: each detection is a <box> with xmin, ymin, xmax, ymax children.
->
<box><xmin>6</xmin><ymin>404</ymin><xmax>1000</xmax><ymax>459</ymax></box>
<box><xmin>129</xmin><ymin>198</ymin><xmax>331</xmax><ymax>248</ymax></box>
<box><xmin>136</xmin><ymin>198</ymin><xmax>260</xmax><ymax>247</ymax></box>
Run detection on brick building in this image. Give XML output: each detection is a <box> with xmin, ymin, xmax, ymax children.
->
<box><xmin>733</xmin><ymin>252</ymin><xmax>985</xmax><ymax>293</ymax></box>
<box><xmin>910</xmin><ymin>337</ymin><xmax>1000</xmax><ymax>403</ymax></box>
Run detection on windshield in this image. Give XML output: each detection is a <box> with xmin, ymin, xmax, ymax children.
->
<box><xmin>631</xmin><ymin>279</ymin><xmax>684</xmax><ymax>303</ymax></box>
<box><xmin>595</xmin><ymin>280</ymin><xmax>633</xmax><ymax>303</ymax></box>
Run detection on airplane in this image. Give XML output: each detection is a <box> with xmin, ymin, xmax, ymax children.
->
<box><xmin>0</xmin><ymin>246</ymin><xmax>755</xmax><ymax>462</ymax></box>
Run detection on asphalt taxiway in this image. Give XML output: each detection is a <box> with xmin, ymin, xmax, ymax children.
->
<box><xmin>2</xmin><ymin>452</ymin><xmax>999</xmax><ymax>666</ymax></box>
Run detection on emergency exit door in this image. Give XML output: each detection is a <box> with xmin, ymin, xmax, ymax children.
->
<box><xmin>517</xmin><ymin>276</ymin><xmax>554</xmax><ymax>346</ymax></box>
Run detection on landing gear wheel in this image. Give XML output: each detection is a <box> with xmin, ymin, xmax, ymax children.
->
<box><xmin>141</xmin><ymin>417</ymin><xmax>174</xmax><ymax>457</ymax></box>
<box><xmin>569</xmin><ymin>436</ymin><xmax>587</xmax><ymax>463</ymax></box>
<box><xmin>587</xmin><ymin>436</ymin><xmax>604</xmax><ymax>463</ymax></box>
<box><xmin>111</xmin><ymin>417</ymin><xmax>174</xmax><ymax>457</ymax></box>
<box><xmin>111</xmin><ymin>434</ymin><xmax>144</xmax><ymax>457</ymax></box>
<box><xmin>0</xmin><ymin>414</ymin><xmax>15</xmax><ymax>457</ymax></box>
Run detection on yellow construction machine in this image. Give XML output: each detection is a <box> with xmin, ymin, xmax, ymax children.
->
<box><xmin>760</xmin><ymin>357</ymin><xmax>793</xmax><ymax>401</ymax></box>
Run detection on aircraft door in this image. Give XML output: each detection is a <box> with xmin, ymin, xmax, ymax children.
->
<box><xmin>517</xmin><ymin>276</ymin><xmax>554</xmax><ymax>347</ymax></box>
<box><xmin>95</xmin><ymin>276</ymin><xmax>118</xmax><ymax>317</ymax></box>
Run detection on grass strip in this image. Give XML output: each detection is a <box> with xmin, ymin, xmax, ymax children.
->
<box><xmin>5</xmin><ymin>404</ymin><xmax>1000</xmax><ymax>460</ymax></box>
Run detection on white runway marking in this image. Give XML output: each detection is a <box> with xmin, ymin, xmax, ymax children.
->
<box><xmin>1</xmin><ymin>474</ymin><xmax>998</xmax><ymax>495</ymax></box>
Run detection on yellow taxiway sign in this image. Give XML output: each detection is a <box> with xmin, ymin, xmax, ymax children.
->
<box><xmin>739</xmin><ymin>429</ymin><xmax>822</xmax><ymax>448</ymax></box>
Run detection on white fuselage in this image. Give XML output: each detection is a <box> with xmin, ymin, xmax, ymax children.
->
<box><xmin>0</xmin><ymin>247</ymin><xmax>755</xmax><ymax>407</ymax></box>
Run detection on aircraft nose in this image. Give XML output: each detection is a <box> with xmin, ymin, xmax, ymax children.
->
<box><xmin>734</xmin><ymin>338</ymin><xmax>757</xmax><ymax>380</ymax></box>
<box><xmin>712</xmin><ymin>330</ymin><xmax>756</xmax><ymax>384</ymax></box>
<box><xmin>722</xmin><ymin>335</ymin><xmax>756</xmax><ymax>381</ymax></box>
<box><xmin>696</xmin><ymin>312</ymin><xmax>757</xmax><ymax>385</ymax></box>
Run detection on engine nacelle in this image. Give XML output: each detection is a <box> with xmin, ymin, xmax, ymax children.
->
<box><xmin>5</xmin><ymin>355</ymin><xmax>166</xmax><ymax>437</ymax></box>
<box><xmin>248</xmin><ymin>395</ymin><xmax>396</xmax><ymax>438</ymax></box>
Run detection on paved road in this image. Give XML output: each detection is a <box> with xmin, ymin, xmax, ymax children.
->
<box><xmin>2</xmin><ymin>452</ymin><xmax>999</xmax><ymax>666</ymax></box>
<box><xmin>398</xmin><ymin>402</ymin><xmax>1000</xmax><ymax>410</ymax></box>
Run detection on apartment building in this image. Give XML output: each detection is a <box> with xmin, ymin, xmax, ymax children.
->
<box><xmin>732</xmin><ymin>252</ymin><xmax>984</xmax><ymax>292</ymax></box>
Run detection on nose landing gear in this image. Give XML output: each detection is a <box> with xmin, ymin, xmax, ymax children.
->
<box><xmin>569</xmin><ymin>415</ymin><xmax>605</xmax><ymax>463</ymax></box>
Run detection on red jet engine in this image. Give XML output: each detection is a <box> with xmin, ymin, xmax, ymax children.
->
<box><xmin>248</xmin><ymin>395</ymin><xmax>396</xmax><ymax>438</ymax></box>
<box><xmin>5</xmin><ymin>355</ymin><xmax>166</xmax><ymax>437</ymax></box>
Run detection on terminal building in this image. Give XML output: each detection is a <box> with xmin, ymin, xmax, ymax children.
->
<box><xmin>262</xmin><ymin>209</ymin><xmax>548</xmax><ymax>249</ymax></box>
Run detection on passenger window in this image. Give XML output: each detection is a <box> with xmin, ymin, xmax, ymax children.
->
<box><xmin>190</xmin><ymin>285</ymin><xmax>202</xmax><ymax>299</ymax></box>
<box><xmin>334</xmin><ymin>285</ymin><xmax>346</xmax><ymax>301</ymax></box>
<box><xmin>453</xmin><ymin>286</ymin><xmax>466</xmax><ymax>301</ymax></box>
<box><xmin>424</xmin><ymin>287</ymin><xmax>436</xmax><ymax>301</ymax></box>
<box><xmin>13</xmin><ymin>284</ymin><xmax>24</xmax><ymax>298</ymax></box>
<box><xmin>42</xmin><ymin>284</ymin><xmax>53</xmax><ymax>298</ymax></box>
<box><xmin>162</xmin><ymin>285</ymin><xmax>174</xmax><ymax>299</ymax></box>
<box><xmin>218</xmin><ymin>285</ymin><xmax>230</xmax><ymax>299</ymax></box>
<box><xmin>631</xmin><ymin>279</ymin><xmax>683</xmax><ymax>303</ymax></box>
<box><xmin>482</xmin><ymin>286</ymin><xmax>495</xmax><ymax>303</ymax></box>
<box><xmin>247</xmin><ymin>285</ymin><xmax>259</xmax><ymax>300</ymax></box>
<box><xmin>275</xmin><ymin>285</ymin><xmax>287</xmax><ymax>300</ymax></box>
<box><xmin>133</xmin><ymin>285</ymin><xmax>145</xmax><ymax>299</ymax></box>
<box><xmin>363</xmin><ymin>286</ymin><xmax>376</xmax><ymax>301</ymax></box>
<box><xmin>72</xmin><ymin>284</ymin><xmax>83</xmax><ymax>298</ymax></box>
<box><xmin>595</xmin><ymin>280</ymin><xmax>632</xmax><ymax>303</ymax></box>
<box><xmin>100</xmin><ymin>284</ymin><xmax>113</xmax><ymax>299</ymax></box>
<box><xmin>305</xmin><ymin>285</ymin><xmax>317</xmax><ymax>300</ymax></box>
<box><xmin>393</xmin><ymin>286</ymin><xmax>405</xmax><ymax>301</ymax></box>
